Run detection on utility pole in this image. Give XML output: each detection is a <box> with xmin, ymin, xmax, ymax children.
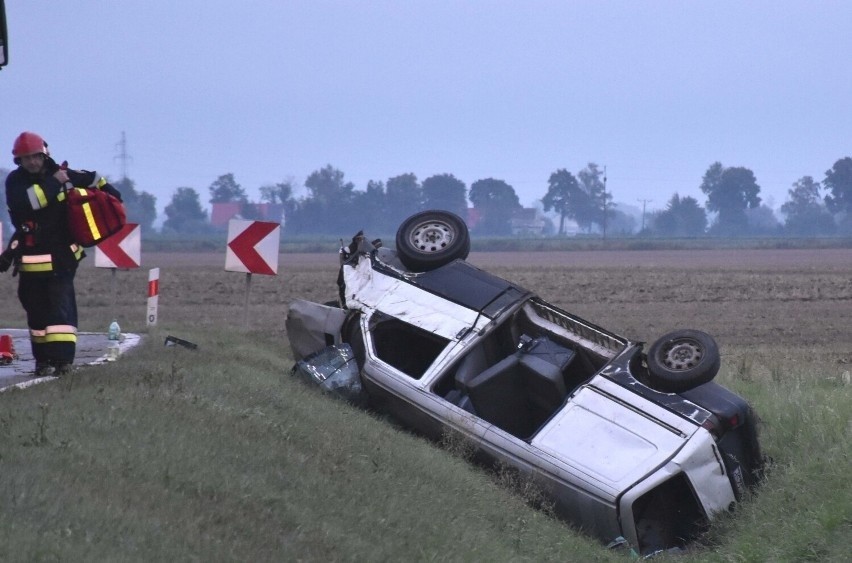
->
<box><xmin>114</xmin><ymin>131</ymin><xmax>132</xmax><ymax>181</ymax></box>
<box><xmin>602</xmin><ymin>165</ymin><xmax>608</xmax><ymax>241</ymax></box>
<box><xmin>638</xmin><ymin>199</ymin><xmax>653</xmax><ymax>232</ymax></box>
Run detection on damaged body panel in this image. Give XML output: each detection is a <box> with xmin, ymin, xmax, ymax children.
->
<box><xmin>286</xmin><ymin>212</ymin><xmax>764</xmax><ymax>556</ymax></box>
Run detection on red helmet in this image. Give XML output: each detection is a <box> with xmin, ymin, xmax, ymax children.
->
<box><xmin>12</xmin><ymin>131</ymin><xmax>49</xmax><ymax>164</ymax></box>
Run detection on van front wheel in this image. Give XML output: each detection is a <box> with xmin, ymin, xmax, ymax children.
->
<box><xmin>395</xmin><ymin>210</ymin><xmax>470</xmax><ymax>272</ymax></box>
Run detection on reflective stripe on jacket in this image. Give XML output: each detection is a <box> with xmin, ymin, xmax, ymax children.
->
<box><xmin>17</xmin><ymin>244</ymin><xmax>84</xmax><ymax>273</ymax></box>
<box><xmin>27</xmin><ymin>183</ymin><xmax>50</xmax><ymax>210</ymax></box>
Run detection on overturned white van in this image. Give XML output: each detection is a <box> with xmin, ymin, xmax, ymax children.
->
<box><xmin>287</xmin><ymin>210</ymin><xmax>765</xmax><ymax>556</ymax></box>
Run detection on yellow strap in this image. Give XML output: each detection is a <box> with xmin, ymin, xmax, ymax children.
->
<box><xmin>81</xmin><ymin>200</ymin><xmax>102</xmax><ymax>241</ymax></box>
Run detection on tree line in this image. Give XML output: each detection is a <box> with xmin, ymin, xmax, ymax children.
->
<box><xmin>3</xmin><ymin>157</ymin><xmax>851</xmax><ymax>238</ymax></box>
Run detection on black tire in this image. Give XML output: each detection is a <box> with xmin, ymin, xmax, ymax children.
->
<box><xmin>395</xmin><ymin>210</ymin><xmax>470</xmax><ymax>272</ymax></box>
<box><xmin>646</xmin><ymin>330</ymin><xmax>720</xmax><ymax>393</ymax></box>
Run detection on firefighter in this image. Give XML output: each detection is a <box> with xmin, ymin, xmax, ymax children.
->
<box><xmin>0</xmin><ymin>131</ymin><xmax>102</xmax><ymax>376</ymax></box>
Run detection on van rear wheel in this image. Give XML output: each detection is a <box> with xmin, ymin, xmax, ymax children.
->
<box><xmin>646</xmin><ymin>330</ymin><xmax>720</xmax><ymax>393</ymax></box>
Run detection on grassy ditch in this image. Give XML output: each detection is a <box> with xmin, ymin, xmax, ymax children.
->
<box><xmin>0</xmin><ymin>329</ymin><xmax>609</xmax><ymax>561</ymax></box>
<box><xmin>0</xmin><ymin>251</ymin><xmax>849</xmax><ymax>561</ymax></box>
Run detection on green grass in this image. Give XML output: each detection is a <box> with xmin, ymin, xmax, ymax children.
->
<box><xmin>2</xmin><ymin>331</ymin><xmax>848</xmax><ymax>561</ymax></box>
<box><xmin>0</xmin><ymin>256</ymin><xmax>849</xmax><ymax>561</ymax></box>
<box><xmin>703</xmin><ymin>352</ymin><xmax>852</xmax><ymax>562</ymax></box>
<box><xmin>0</xmin><ymin>328</ymin><xmax>612</xmax><ymax>561</ymax></box>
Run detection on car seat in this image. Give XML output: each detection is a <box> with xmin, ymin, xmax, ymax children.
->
<box><xmin>462</xmin><ymin>341</ymin><xmax>571</xmax><ymax>439</ymax></box>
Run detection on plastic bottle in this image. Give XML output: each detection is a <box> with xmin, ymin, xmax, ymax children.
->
<box><xmin>108</xmin><ymin>319</ymin><xmax>121</xmax><ymax>341</ymax></box>
<box><xmin>106</xmin><ymin>319</ymin><xmax>121</xmax><ymax>361</ymax></box>
<box><xmin>107</xmin><ymin>341</ymin><xmax>120</xmax><ymax>361</ymax></box>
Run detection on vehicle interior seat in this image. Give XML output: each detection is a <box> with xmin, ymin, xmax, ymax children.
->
<box><xmin>454</xmin><ymin>343</ymin><xmax>490</xmax><ymax>388</ymax></box>
<box><xmin>444</xmin><ymin>334</ymin><xmax>508</xmax><ymax>413</ymax></box>
<box><xmin>519</xmin><ymin>354</ymin><xmax>568</xmax><ymax>418</ymax></box>
<box><xmin>462</xmin><ymin>345</ymin><xmax>570</xmax><ymax>439</ymax></box>
<box><xmin>444</xmin><ymin>344</ymin><xmax>489</xmax><ymax>413</ymax></box>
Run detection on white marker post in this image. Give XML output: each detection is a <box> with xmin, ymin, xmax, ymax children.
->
<box><xmin>147</xmin><ymin>268</ymin><xmax>160</xmax><ymax>327</ymax></box>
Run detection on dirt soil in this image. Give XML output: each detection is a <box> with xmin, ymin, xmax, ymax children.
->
<box><xmin>136</xmin><ymin>248</ymin><xmax>852</xmax><ymax>351</ymax></box>
<box><xmin>467</xmin><ymin>249</ymin><xmax>852</xmax><ymax>351</ymax></box>
<box><xmin>3</xmin><ymin>247</ymin><xmax>846</xmax><ymax>387</ymax></box>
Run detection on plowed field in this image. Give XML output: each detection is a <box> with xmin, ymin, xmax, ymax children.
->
<box><xmin>90</xmin><ymin>248</ymin><xmax>851</xmax><ymax>353</ymax></box>
<box><xmin>4</xmin><ymin>247</ymin><xmax>845</xmax><ymax>378</ymax></box>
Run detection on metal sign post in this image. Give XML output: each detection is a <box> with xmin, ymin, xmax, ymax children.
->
<box><xmin>243</xmin><ymin>272</ymin><xmax>252</xmax><ymax>329</ymax></box>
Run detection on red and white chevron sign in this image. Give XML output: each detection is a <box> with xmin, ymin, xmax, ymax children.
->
<box><xmin>225</xmin><ymin>220</ymin><xmax>280</xmax><ymax>275</ymax></box>
<box><xmin>95</xmin><ymin>223</ymin><xmax>140</xmax><ymax>269</ymax></box>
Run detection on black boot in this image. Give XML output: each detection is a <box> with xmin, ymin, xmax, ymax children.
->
<box><xmin>52</xmin><ymin>361</ymin><xmax>74</xmax><ymax>376</ymax></box>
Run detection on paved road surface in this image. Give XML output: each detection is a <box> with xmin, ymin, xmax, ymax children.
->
<box><xmin>0</xmin><ymin>328</ymin><xmax>141</xmax><ymax>392</ymax></box>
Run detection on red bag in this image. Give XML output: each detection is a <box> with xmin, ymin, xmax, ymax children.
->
<box><xmin>65</xmin><ymin>187</ymin><xmax>127</xmax><ymax>247</ymax></box>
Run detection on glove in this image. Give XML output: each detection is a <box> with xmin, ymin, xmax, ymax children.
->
<box><xmin>44</xmin><ymin>157</ymin><xmax>61</xmax><ymax>175</ymax></box>
<box><xmin>0</xmin><ymin>249</ymin><xmax>16</xmax><ymax>273</ymax></box>
<box><xmin>66</xmin><ymin>167</ymin><xmax>97</xmax><ymax>188</ymax></box>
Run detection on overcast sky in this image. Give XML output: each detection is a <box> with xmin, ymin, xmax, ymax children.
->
<box><xmin>2</xmin><ymin>1</ymin><xmax>850</xmax><ymax>221</ymax></box>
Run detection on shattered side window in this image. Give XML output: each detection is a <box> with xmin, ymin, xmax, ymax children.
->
<box><xmin>292</xmin><ymin>343</ymin><xmax>368</xmax><ymax>406</ymax></box>
<box><xmin>370</xmin><ymin>313</ymin><xmax>450</xmax><ymax>380</ymax></box>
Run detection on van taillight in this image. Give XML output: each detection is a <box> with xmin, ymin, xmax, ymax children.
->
<box><xmin>701</xmin><ymin>414</ymin><xmax>720</xmax><ymax>436</ymax></box>
<box><xmin>703</xmin><ymin>413</ymin><xmax>740</xmax><ymax>435</ymax></box>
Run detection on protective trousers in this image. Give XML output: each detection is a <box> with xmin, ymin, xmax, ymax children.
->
<box><xmin>17</xmin><ymin>271</ymin><xmax>78</xmax><ymax>364</ymax></box>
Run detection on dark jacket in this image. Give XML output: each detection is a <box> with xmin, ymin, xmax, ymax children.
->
<box><xmin>4</xmin><ymin>157</ymin><xmax>88</xmax><ymax>274</ymax></box>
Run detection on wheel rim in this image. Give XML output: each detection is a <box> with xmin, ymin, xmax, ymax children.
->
<box><xmin>408</xmin><ymin>219</ymin><xmax>455</xmax><ymax>254</ymax></box>
<box><xmin>660</xmin><ymin>338</ymin><xmax>704</xmax><ymax>371</ymax></box>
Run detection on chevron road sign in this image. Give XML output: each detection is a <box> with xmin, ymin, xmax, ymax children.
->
<box><xmin>95</xmin><ymin>223</ymin><xmax>140</xmax><ymax>269</ymax></box>
<box><xmin>225</xmin><ymin>220</ymin><xmax>280</xmax><ymax>275</ymax></box>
